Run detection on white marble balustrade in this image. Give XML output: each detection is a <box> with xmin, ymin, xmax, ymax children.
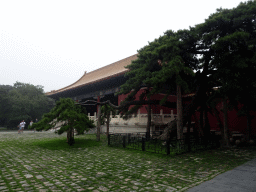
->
<box><xmin>88</xmin><ymin>109</ymin><xmax>177</xmax><ymax>127</ymax></box>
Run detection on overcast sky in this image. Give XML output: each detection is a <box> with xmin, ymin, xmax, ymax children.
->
<box><xmin>0</xmin><ymin>0</ymin><xmax>245</xmax><ymax>93</ymax></box>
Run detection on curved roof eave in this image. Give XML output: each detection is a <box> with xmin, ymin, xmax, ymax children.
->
<box><xmin>46</xmin><ymin>54</ymin><xmax>138</xmax><ymax>96</ymax></box>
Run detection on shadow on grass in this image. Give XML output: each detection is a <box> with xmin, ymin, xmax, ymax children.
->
<box><xmin>32</xmin><ymin>137</ymin><xmax>101</xmax><ymax>150</ymax></box>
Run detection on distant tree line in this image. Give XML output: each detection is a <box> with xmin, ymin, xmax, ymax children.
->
<box><xmin>0</xmin><ymin>82</ymin><xmax>55</xmax><ymax>129</ymax></box>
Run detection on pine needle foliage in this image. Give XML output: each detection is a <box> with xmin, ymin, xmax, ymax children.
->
<box><xmin>117</xmin><ymin>1</ymin><xmax>256</xmax><ymax>144</ymax></box>
<box><xmin>31</xmin><ymin>98</ymin><xmax>95</xmax><ymax>145</ymax></box>
<box><xmin>117</xmin><ymin>29</ymin><xmax>196</xmax><ymax>119</ymax></box>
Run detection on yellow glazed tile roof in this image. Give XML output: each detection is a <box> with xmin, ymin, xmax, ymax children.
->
<box><xmin>46</xmin><ymin>54</ymin><xmax>138</xmax><ymax>95</ymax></box>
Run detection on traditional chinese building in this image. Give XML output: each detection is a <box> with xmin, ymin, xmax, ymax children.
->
<box><xmin>46</xmin><ymin>54</ymin><xmax>178</xmax><ymax>129</ymax></box>
<box><xmin>46</xmin><ymin>54</ymin><xmax>256</xmax><ymax>138</ymax></box>
<box><xmin>46</xmin><ymin>54</ymin><xmax>138</xmax><ymax>115</ymax></box>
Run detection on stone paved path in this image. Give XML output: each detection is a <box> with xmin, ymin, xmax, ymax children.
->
<box><xmin>1</xmin><ymin>132</ymin><xmax>191</xmax><ymax>191</ymax></box>
<box><xmin>187</xmin><ymin>157</ymin><xmax>256</xmax><ymax>192</ymax></box>
<box><xmin>0</xmin><ymin>131</ymin><xmax>255</xmax><ymax>191</ymax></box>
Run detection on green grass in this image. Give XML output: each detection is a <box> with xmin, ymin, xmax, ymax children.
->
<box><xmin>0</xmin><ymin>132</ymin><xmax>255</xmax><ymax>191</ymax></box>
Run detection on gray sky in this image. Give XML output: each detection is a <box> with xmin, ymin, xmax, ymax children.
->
<box><xmin>0</xmin><ymin>0</ymin><xmax>245</xmax><ymax>93</ymax></box>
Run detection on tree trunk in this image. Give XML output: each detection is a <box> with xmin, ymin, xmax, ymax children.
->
<box><xmin>146</xmin><ymin>104</ymin><xmax>151</xmax><ymax>139</ymax></box>
<box><xmin>67</xmin><ymin>126</ymin><xmax>75</xmax><ymax>146</ymax></box>
<box><xmin>96</xmin><ymin>104</ymin><xmax>101</xmax><ymax>142</ymax></box>
<box><xmin>177</xmin><ymin>84</ymin><xmax>183</xmax><ymax>140</ymax></box>
<box><xmin>213</xmin><ymin>107</ymin><xmax>225</xmax><ymax>147</ymax></box>
<box><xmin>200</xmin><ymin>108</ymin><xmax>204</xmax><ymax>137</ymax></box>
<box><xmin>67</xmin><ymin>129</ymin><xmax>70</xmax><ymax>143</ymax></box>
<box><xmin>246</xmin><ymin>109</ymin><xmax>251</xmax><ymax>142</ymax></box>
<box><xmin>223</xmin><ymin>96</ymin><xmax>230</xmax><ymax>147</ymax></box>
<box><xmin>203</xmin><ymin>109</ymin><xmax>211</xmax><ymax>138</ymax></box>
<box><xmin>194</xmin><ymin>113</ymin><xmax>203</xmax><ymax>137</ymax></box>
<box><xmin>106</xmin><ymin>112</ymin><xmax>110</xmax><ymax>138</ymax></box>
<box><xmin>186</xmin><ymin>114</ymin><xmax>192</xmax><ymax>151</ymax></box>
<box><xmin>72</xmin><ymin>127</ymin><xmax>74</xmax><ymax>139</ymax></box>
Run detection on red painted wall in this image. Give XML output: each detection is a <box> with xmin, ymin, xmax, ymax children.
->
<box><xmin>118</xmin><ymin>90</ymin><xmax>256</xmax><ymax>136</ymax></box>
<box><xmin>203</xmin><ymin>102</ymin><xmax>256</xmax><ymax>136</ymax></box>
<box><xmin>118</xmin><ymin>89</ymin><xmax>177</xmax><ymax>114</ymax></box>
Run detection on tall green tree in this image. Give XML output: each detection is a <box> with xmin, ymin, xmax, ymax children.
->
<box><xmin>145</xmin><ymin>30</ymin><xmax>196</xmax><ymax>139</ymax></box>
<box><xmin>193</xmin><ymin>1</ymin><xmax>256</xmax><ymax>144</ymax></box>
<box><xmin>31</xmin><ymin>98</ymin><xmax>95</xmax><ymax>145</ymax></box>
<box><xmin>117</xmin><ymin>39</ymin><xmax>162</xmax><ymax>138</ymax></box>
<box><xmin>118</xmin><ymin>30</ymin><xmax>196</xmax><ymax>139</ymax></box>
<box><xmin>118</xmin><ymin>1</ymin><xmax>256</xmax><ymax>146</ymax></box>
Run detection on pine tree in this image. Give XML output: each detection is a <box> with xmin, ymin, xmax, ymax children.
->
<box><xmin>194</xmin><ymin>1</ymin><xmax>256</xmax><ymax>144</ymax></box>
<box><xmin>31</xmin><ymin>98</ymin><xmax>95</xmax><ymax>145</ymax></box>
<box><xmin>118</xmin><ymin>30</ymin><xmax>196</xmax><ymax>139</ymax></box>
<box><xmin>100</xmin><ymin>104</ymin><xmax>116</xmax><ymax>138</ymax></box>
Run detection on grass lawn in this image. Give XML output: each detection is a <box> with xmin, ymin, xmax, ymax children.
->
<box><xmin>0</xmin><ymin>131</ymin><xmax>255</xmax><ymax>191</ymax></box>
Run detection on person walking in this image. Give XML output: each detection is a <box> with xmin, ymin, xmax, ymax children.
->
<box><xmin>29</xmin><ymin>120</ymin><xmax>33</xmax><ymax>132</ymax></box>
<box><xmin>35</xmin><ymin>118</ymin><xmax>38</xmax><ymax>132</ymax></box>
<box><xmin>17</xmin><ymin>121</ymin><xmax>22</xmax><ymax>134</ymax></box>
<box><xmin>20</xmin><ymin>120</ymin><xmax>26</xmax><ymax>133</ymax></box>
